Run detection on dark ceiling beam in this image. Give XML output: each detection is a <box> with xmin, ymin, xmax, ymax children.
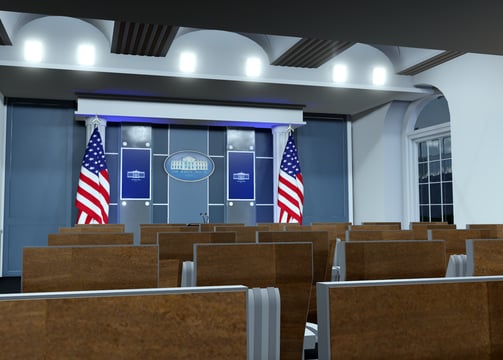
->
<box><xmin>272</xmin><ymin>39</ymin><xmax>354</xmax><ymax>68</ymax></box>
<box><xmin>111</xmin><ymin>21</ymin><xmax>178</xmax><ymax>57</ymax></box>
<box><xmin>398</xmin><ymin>50</ymin><xmax>466</xmax><ymax>75</ymax></box>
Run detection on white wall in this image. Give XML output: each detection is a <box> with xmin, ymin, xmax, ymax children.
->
<box><xmin>414</xmin><ymin>54</ymin><xmax>503</xmax><ymax>228</ymax></box>
<box><xmin>352</xmin><ymin>101</ymin><xmax>407</xmax><ymax>224</ymax></box>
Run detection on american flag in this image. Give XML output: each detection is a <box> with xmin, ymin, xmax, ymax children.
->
<box><xmin>277</xmin><ymin>133</ymin><xmax>304</xmax><ymax>224</ymax></box>
<box><xmin>75</xmin><ymin>127</ymin><xmax>110</xmax><ymax>224</ymax></box>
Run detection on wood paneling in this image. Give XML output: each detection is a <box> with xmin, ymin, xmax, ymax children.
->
<box><xmin>22</xmin><ymin>245</ymin><xmax>159</xmax><ymax>292</ymax></box>
<box><xmin>158</xmin><ymin>232</ymin><xmax>236</xmax><ymax>261</ymax></box>
<box><xmin>59</xmin><ymin>224</ymin><xmax>125</xmax><ymax>233</ymax></box>
<box><xmin>140</xmin><ymin>225</ymin><xmax>199</xmax><ymax>244</ymax></box>
<box><xmin>48</xmin><ymin>232</ymin><xmax>134</xmax><ymax>246</ymax></box>
<box><xmin>346</xmin><ymin>229</ymin><xmax>415</xmax><ymax>241</ymax></box>
<box><xmin>0</xmin><ymin>287</ymin><xmax>247</xmax><ymax>359</ymax></box>
<box><xmin>429</xmin><ymin>229</ymin><xmax>500</xmax><ymax>265</ymax></box>
<box><xmin>467</xmin><ymin>239</ymin><xmax>503</xmax><ymax>276</ymax></box>
<box><xmin>195</xmin><ymin>242</ymin><xmax>312</xmax><ymax>360</ymax></box>
<box><xmin>342</xmin><ymin>240</ymin><xmax>446</xmax><ymax>280</ymax></box>
<box><xmin>318</xmin><ymin>278</ymin><xmax>503</xmax><ymax>359</ymax></box>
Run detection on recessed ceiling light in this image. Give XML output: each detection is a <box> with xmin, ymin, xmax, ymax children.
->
<box><xmin>77</xmin><ymin>44</ymin><xmax>95</xmax><ymax>66</ymax></box>
<box><xmin>24</xmin><ymin>40</ymin><xmax>43</xmax><ymax>62</ymax></box>
<box><xmin>372</xmin><ymin>66</ymin><xmax>386</xmax><ymax>85</ymax></box>
<box><xmin>245</xmin><ymin>57</ymin><xmax>262</xmax><ymax>77</ymax></box>
<box><xmin>179</xmin><ymin>52</ymin><xmax>196</xmax><ymax>73</ymax></box>
<box><xmin>332</xmin><ymin>64</ymin><xmax>347</xmax><ymax>83</ymax></box>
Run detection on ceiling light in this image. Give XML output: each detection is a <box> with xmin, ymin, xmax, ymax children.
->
<box><xmin>24</xmin><ymin>40</ymin><xmax>43</xmax><ymax>62</ymax></box>
<box><xmin>372</xmin><ymin>67</ymin><xmax>386</xmax><ymax>85</ymax></box>
<box><xmin>332</xmin><ymin>64</ymin><xmax>347</xmax><ymax>83</ymax></box>
<box><xmin>179</xmin><ymin>52</ymin><xmax>196</xmax><ymax>73</ymax></box>
<box><xmin>77</xmin><ymin>44</ymin><xmax>95</xmax><ymax>66</ymax></box>
<box><xmin>245</xmin><ymin>57</ymin><xmax>262</xmax><ymax>77</ymax></box>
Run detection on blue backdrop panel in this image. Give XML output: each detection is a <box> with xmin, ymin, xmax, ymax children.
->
<box><xmin>121</xmin><ymin>148</ymin><xmax>151</xmax><ymax>200</ymax></box>
<box><xmin>228</xmin><ymin>151</ymin><xmax>255</xmax><ymax>201</ymax></box>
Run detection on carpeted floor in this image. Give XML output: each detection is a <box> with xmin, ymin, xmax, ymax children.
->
<box><xmin>0</xmin><ymin>277</ymin><xmax>21</xmax><ymax>293</ymax></box>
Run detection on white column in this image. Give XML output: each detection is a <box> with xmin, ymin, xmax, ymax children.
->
<box><xmin>85</xmin><ymin>116</ymin><xmax>107</xmax><ymax>148</ymax></box>
<box><xmin>272</xmin><ymin>125</ymin><xmax>290</xmax><ymax>222</ymax></box>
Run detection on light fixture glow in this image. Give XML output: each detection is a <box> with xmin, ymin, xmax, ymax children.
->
<box><xmin>372</xmin><ymin>66</ymin><xmax>386</xmax><ymax>85</ymax></box>
<box><xmin>179</xmin><ymin>52</ymin><xmax>196</xmax><ymax>73</ymax></box>
<box><xmin>245</xmin><ymin>57</ymin><xmax>262</xmax><ymax>77</ymax></box>
<box><xmin>332</xmin><ymin>64</ymin><xmax>347</xmax><ymax>83</ymax></box>
<box><xmin>77</xmin><ymin>44</ymin><xmax>95</xmax><ymax>66</ymax></box>
<box><xmin>24</xmin><ymin>40</ymin><xmax>43</xmax><ymax>62</ymax></box>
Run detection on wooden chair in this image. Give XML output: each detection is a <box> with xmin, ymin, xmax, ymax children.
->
<box><xmin>157</xmin><ymin>231</ymin><xmax>236</xmax><ymax>287</ymax></box>
<box><xmin>311</xmin><ymin>223</ymin><xmax>350</xmax><ymax>242</ymax></box>
<box><xmin>317</xmin><ymin>276</ymin><xmax>503</xmax><ymax>359</ymax></box>
<box><xmin>48</xmin><ymin>232</ymin><xmax>134</xmax><ymax>246</ymax></box>
<box><xmin>345</xmin><ymin>229</ymin><xmax>415</xmax><ymax>241</ymax></box>
<box><xmin>214</xmin><ymin>225</ymin><xmax>259</xmax><ymax>243</ymax></box>
<box><xmin>428</xmin><ymin>228</ymin><xmax>500</xmax><ymax>265</ymax></box>
<box><xmin>59</xmin><ymin>224</ymin><xmax>125</xmax><ymax>233</ymax></box>
<box><xmin>466</xmin><ymin>238</ymin><xmax>503</xmax><ymax>276</ymax></box>
<box><xmin>199</xmin><ymin>223</ymin><xmax>245</xmax><ymax>232</ymax></box>
<box><xmin>140</xmin><ymin>225</ymin><xmax>199</xmax><ymax>244</ymax></box>
<box><xmin>362</xmin><ymin>221</ymin><xmax>402</xmax><ymax>228</ymax></box>
<box><xmin>22</xmin><ymin>245</ymin><xmax>159</xmax><ymax>292</ymax></box>
<box><xmin>0</xmin><ymin>286</ymin><xmax>249</xmax><ymax>359</ymax></box>
<box><xmin>338</xmin><ymin>240</ymin><xmax>446</xmax><ymax>281</ymax></box>
<box><xmin>194</xmin><ymin>242</ymin><xmax>312</xmax><ymax>360</ymax></box>
<box><xmin>410</xmin><ymin>222</ymin><xmax>456</xmax><ymax>239</ymax></box>
<box><xmin>349</xmin><ymin>223</ymin><xmax>401</xmax><ymax>231</ymax></box>
<box><xmin>466</xmin><ymin>224</ymin><xmax>503</xmax><ymax>236</ymax></box>
<box><xmin>257</xmin><ymin>230</ymin><xmax>330</xmax><ymax>323</ymax></box>
<box><xmin>256</xmin><ymin>222</ymin><xmax>287</xmax><ymax>231</ymax></box>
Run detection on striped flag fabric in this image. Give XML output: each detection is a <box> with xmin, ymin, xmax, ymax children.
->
<box><xmin>277</xmin><ymin>132</ymin><xmax>304</xmax><ymax>224</ymax></box>
<box><xmin>75</xmin><ymin>127</ymin><xmax>110</xmax><ymax>224</ymax></box>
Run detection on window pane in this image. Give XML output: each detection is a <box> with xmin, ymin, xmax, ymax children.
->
<box><xmin>418</xmin><ymin>163</ymin><xmax>428</xmax><ymax>183</ymax></box>
<box><xmin>430</xmin><ymin>183</ymin><xmax>441</xmax><ymax>204</ymax></box>
<box><xmin>428</xmin><ymin>139</ymin><xmax>440</xmax><ymax>161</ymax></box>
<box><xmin>443</xmin><ymin>205</ymin><xmax>454</xmax><ymax>224</ymax></box>
<box><xmin>418</xmin><ymin>142</ymin><xmax>428</xmax><ymax>162</ymax></box>
<box><xmin>416</xmin><ymin>135</ymin><xmax>453</xmax><ymax>225</ymax></box>
<box><xmin>442</xmin><ymin>182</ymin><xmax>453</xmax><ymax>203</ymax></box>
<box><xmin>431</xmin><ymin>205</ymin><xmax>442</xmax><ymax>222</ymax></box>
<box><xmin>442</xmin><ymin>137</ymin><xmax>451</xmax><ymax>158</ymax></box>
<box><xmin>441</xmin><ymin>159</ymin><xmax>452</xmax><ymax>181</ymax></box>
<box><xmin>419</xmin><ymin>184</ymin><xmax>429</xmax><ymax>204</ymax></box>
<box><xmin>430</xmin><ymin>161</ymin><xmax>440</xmax><ymax>182</ymax></box>
<box><xmin>420</xmin><ymin>205</ymin><xmax>430</xmax><ymax>222</ymax></box>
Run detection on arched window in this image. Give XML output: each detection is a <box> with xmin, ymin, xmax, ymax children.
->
<box><xmin>404</xmin><ymin>95</ymin><xmax>453</xmax><ymax>224</ymax></box>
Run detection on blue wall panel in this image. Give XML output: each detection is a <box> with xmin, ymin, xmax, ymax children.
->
<box><xmin>296</xmin><ymin>119</ymin><xmax>349</xmax><ymax>223</ymax></box>
<box><xmin>3</xmin><ymin>103</ymin><xmax>74</xmax><ymax>275</ymax></box>
<box><xmin>168</xmin><ymin>126</ymin><xmax>208</xmax><ymax>224</ymax></box>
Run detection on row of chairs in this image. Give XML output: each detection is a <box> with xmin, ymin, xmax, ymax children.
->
<box><xmin>19</xmin><ymin>222</ymin><xmax>503</xmax><ymax>359</ymax></box>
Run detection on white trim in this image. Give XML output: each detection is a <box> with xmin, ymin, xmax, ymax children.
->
<box><xmin>402</xmin><ymin>94</ymin><xmax>450</xmax><ymax>228</ymax></box>
<box><xmin>346</xmin><ymin>121</ymin><xmax>354</xmax><ymax>224</ymax></box>
<box><xmin>0</xmin><ymin>95</ymin><xmax>5</xmax><ymax>276</ymax></box>
<box><xmin>76</xmin><ymin>98</ymin><xmax>305</xmax><ymax>128</ymax></box>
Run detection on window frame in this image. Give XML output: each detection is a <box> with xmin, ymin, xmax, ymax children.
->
<box><xmin>406</xmin><ymin>122</ymin><xmax>451</xmax><ymax>223</ymax></box>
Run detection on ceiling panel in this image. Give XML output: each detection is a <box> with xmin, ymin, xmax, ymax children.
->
<box><xmin>272</xmin><ymin>39</ymin><xmax>354</xmax><ymax>68</ymax></box>
<box><xmin>111</xmin><ymin>21</ymin><xmax>178</xmax><ymax>57</ymax></box>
